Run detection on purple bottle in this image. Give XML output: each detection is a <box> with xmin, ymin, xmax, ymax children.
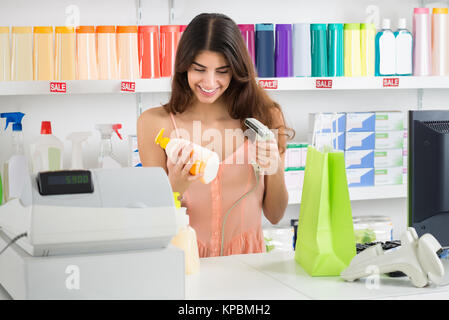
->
<box><xmin>238</xmin><ymin>24</ymin><xmax>256</xmax><ymax>68</ymax></box>
<box><xmin>275</xmin><ymin>24</ymin><xmax>293</xmax><ymax>77</ymax></box>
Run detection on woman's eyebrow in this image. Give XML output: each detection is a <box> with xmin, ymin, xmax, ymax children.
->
<box><xmin>192</xmin><ymin>61</ymin><xmax>230</xmax><ymax>70</ymax></box>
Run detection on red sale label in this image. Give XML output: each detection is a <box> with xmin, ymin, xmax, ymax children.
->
<box><xmin>315</xmin><ymin>79</ymin><xmax>333</xmax><ymax>89</ymax></box>
<box><xmin>121</xmin><ymin>81</ymin><xmax>136</xmax><ymax>92</ymax></box>
<box><xmin>383</xmin><ymin>78</ymin><xmax>399</xmax><ymax>87</ymax></box>
<box><xmin>50</xmin><ymin>82</ymin><xmax>67</xmax><ymax>93</ymax></box>
<box><xmin>258</xmin><ymin>79</ymin><xmax>278</xmax><ymax>89</ymax></box>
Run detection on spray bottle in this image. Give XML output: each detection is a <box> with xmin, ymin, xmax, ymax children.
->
<box><xmin>1</xmin><ymin>112</ymin><xmax>28</xmax><ymax>202</ymax></box>
<box><xmin>95</xmin><ymin>124</ymin><xmax>122</xmax><ymax>168</ymax></box>
<box><xmin>66</xmin><ymin>132</ymin><xmax>92</xmax><ymax>169</ymax></box>
<box><xmin>30</xmin><ymin>121</ymin><xmax>64</xmax><ymax>173</ymax></box>
<box><xmin>155</xmin><ymin>128</ymin><xmax>220</xmax><ymax>184</ymax></box>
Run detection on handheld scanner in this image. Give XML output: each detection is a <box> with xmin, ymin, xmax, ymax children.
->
<box><xmin>1</xmin><ymin>112</ymin><xmax>25</xmax><ymax>131</ymax></box>
<box><xmin>244</xmin><ymin>118</ymin><xmax>275</xmax><ymax>141</ymax></box>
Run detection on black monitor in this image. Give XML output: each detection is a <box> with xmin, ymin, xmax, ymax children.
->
<box><xmin>409</xmin><ymin>110</ymin><xmax>449</xmax><ymax>246</ymax></box>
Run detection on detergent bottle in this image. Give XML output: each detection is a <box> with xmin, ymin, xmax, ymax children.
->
<box><xmin>375</xmin><ymin>19</ymin><xmax>396</xmax><ymax>76</ymax></box>
<box><xmin>1</xmin><ymin>112</ymin><xmax>28</xmax><ymax>202</ymax></box>
<box><xmin>395</xmin><ymin>18</ymin><xmax>413</xmax><ymax>76</ymax></box>
<box><xmin>171</xmin><ymin>192</ymin><xmax>200</xmax><ymax>275</ymax></box>
<box><xmin>95</xmin><ymin>124</ymin><xmax>122</xmax><ymax>168</ymax></box>
<box><xmin>155</xmin><ymin>128</ymin><xmax>220</xmax><ymax>184</ymax></box>
<box><xmin>30</xmin><ymin>121</ymin><xmax>64</xmax><ymax>173</ymax></box>
<box><xmin>66</xmin><ymin>132</ymin><xmax>92</xmax><ymax>169</ymax></box>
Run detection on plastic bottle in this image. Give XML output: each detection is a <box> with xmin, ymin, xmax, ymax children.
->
<box><xmin>275</xmin><ymin>24</ymin><xmax>293</xmax><ymax>77</ymax></box>
<box><xmin>327</xmin><ymin>23</ymin><xmax>344</xmax><ymax>77</ymax></box>
<box><xmin>344</xmin><ymin>23</ymin><xmax>362</xmax><ymax>77</ymax></box>
<box><xmin>95</xmin><ymin>124</ymin><xmax>123</xmax><ymax>168</ymax></box>
<box><xmin>55</xmin><ymin>26</ymin><xmax>76</xmax><ymax>80</ymax></box>
<box><xmin>395</xmin><ymin>18</ymin><xmax>413</xmax><ymax>76</ymax></box>
<box><xmin>66</xmin><ymin>132</ymin><xmax>92</xmax><ymax>169</ymax></box>
<box><xmin>154</xmin><ymin>128</ymin><xmax>220</xmax><ymax>184</ymax></box>
<box><xmin>170</xmin><ymin>192</ymin><xmax>200</xmax><ymax>275</ymax></box>
<box><xmin>160</xmin><ymin>25</ymin><xmax>181</xmax><ymax>77</ymax></box>
<box><xmin>138</xmin><ymin>25</ymin><xmax>161</xmax><ymax>79</ymax></box>
<box><xmin>117</xmin><ymin>26</ymin><xmax>139</xmax><ymax>79</ymax></box>
<box><xmin>96</xmin><ymin>26</ymin><xmax>118</xmax><ymax>80</ymax></box>
<box><xmin>238</xmin><ymin>24</ymin><xmax>256</xmax><ymax>68</ymax></box>
<box><xmin>413</xmin><ymin>8</ymin><xmax>432</xmax><ymax>76</ymax></box>
<box><xmin>310</xmin><ymin>24</ymin><xmax>328</xmax><ymax>77</ymax></box>
<box><xmin>30</xmin><ymin>121</ymin><xmax>64</xmax><ymax>173</ymax></box>
<box><xmin>292</xmin><ymin>23</ymin><xmax>311</xmax><ymax>77</ymax></box>
<box><xmin>255</xmin><ymin>23</ymin><xmax>275</xmax><ymax>77</ymax></box>
<box><xmin>431</xmin><ymin>8</ymin><xmax>449</xmax><ymax>75</ymax></box>
<box><xmin>11</xmin><ymin>27</ymin><xmax>33</xmax><ymax>81</ymax></box>
<box><xmin>0</xmin><ymin>112</ymin><xmax>28</xmax><ymax>202</ymax></box>
<box><xmin>375</xmin><ymin>19</ymin><xmax>396</xmax><ymax>76</ymax></box>
<box><xmin>33</xmin><ymin>26</ymin><xmax>54</xmax><ymax>80</ymax></box>
<box><xmin>76</xmin><ymin>26</ymin><xmax>98</xmax><ymax>80</ymax></box>
<box><xmin>361</xmin><ymin>23</ymin><xmax>376</xmax><ymax>77</ymax></box>
<box><xmin>0</xmin><ymin>27</ymin><xmax>11</xmax><ymax>81</ymax></box>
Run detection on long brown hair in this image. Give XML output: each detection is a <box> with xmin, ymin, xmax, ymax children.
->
<box><xmin>163</xmin><ymin>13</ymin><xmax>294</xmax><ymax>153</ymax></box>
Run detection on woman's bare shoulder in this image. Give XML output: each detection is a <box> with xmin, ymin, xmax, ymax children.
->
<box><xmin>139</xmin><ymin>106</ymin><xmax>171</xmax><ymax>122</ymax></box>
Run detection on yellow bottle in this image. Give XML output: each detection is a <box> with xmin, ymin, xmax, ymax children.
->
<box><xmin>344</xmin><ymin>23</ymin><xmax>362</xmax><ymax>77</ymax></box>
<box><xmin>170</xmin><ymin>192</ymin><xmax>200</xmax><ymax>275</ymax></box>
<box><xmin>33</xmin><ymin>26</ymin><xmax>54</xmax><ymax>80</ymax></box>
<box><xmin>155</xmin><ymin>128</ymin><xmax>220</xmax><ymax>184</ymax></box>
<box><xmin>361</xmin><ymin>23</ymin><xmax>376</xmax><ymax>76</ymax></box>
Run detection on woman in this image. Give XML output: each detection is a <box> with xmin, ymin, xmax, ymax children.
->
<box><xmin>137</xmin><ymin>13</ymin><xmax>293</xmax><ymax>257</ymax></box>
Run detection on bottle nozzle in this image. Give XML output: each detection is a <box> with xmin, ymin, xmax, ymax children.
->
<box><xmin>1</xmin><ymin>112</ymin><xmax>25</xmax><ymax>131</ymax></box>
<box><xmin>155</xmin><ymin>128</ymin><xmax>170</xmax><ymax>149</ymax></box>
<box><xmin>112</xmin><ymin>124</ymin><xmax>123</xmax><ymax>140</ymax></box>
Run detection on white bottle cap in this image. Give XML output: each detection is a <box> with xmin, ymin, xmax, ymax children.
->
<box><xmin>398</xmin><ymin>18</ymin><xmax>407</xmax><ymax>29</ymax></box>
<box><xmin>382</xmin><ymin>18</ymin><xmax>391</xmax><ymax>29</ymax></box>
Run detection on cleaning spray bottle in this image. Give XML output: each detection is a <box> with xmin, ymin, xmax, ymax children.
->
<box><xmin>66</xmin><ymin>132</ymin><xmax>92</xmax><ymax>169</ymax></box>
<box><xmin>155</xmin><ymin>128</ymin><xmax>220</xmax><ymax>184</ymax></box>
<box><xmin>0</xmin><ymin>112</ymin><xmax>28</xmax><ymax>202</ymax></box>
<box><xmin>170</xmin><ymin>192</ymin><xmax>200</xmax><ymax>275</ymax></box>
<box><xmin>95</xmin><ymin>123</ymin><xmax>122</xmax><ymax>168</ymax></box>
<box><xmin>30</xmin><ymin>121</ymin><xmax>64</xmax><ymax>173</ymax></box>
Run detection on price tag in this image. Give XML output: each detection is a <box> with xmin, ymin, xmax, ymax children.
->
<box><xmin>315</xmin><ymin>79</ymin><xmax>333</xmax><ymax>89</ymax></box>
<box><xmin>50</xmin><ymin>82</ymin><xmax>67</xmax><ymax>93</ymax></box>
<box><xmin>383</xmin><ymin>78</ymin><xmax>399</xmax><ymax>88</ymax></box>
<box><xmin>258</xmin><ymin>79</ymin><xmax>278</xmax><ymax>89</ymax></box>
<box><xmin>121</xmin><ymin>81</ymin><xmax>136</xmax><ymax>92</ymax></box>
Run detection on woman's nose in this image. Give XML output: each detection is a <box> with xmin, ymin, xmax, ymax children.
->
<box><xmin>202</xmin><ymin>71</ymin><xmax>216</xmax><ymax>88</ymax></box>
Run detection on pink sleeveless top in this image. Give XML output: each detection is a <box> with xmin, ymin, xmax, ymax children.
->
<box><xmin>169</xmin><ymin>113</ymin><xmax>266</xmax><ymax>257</ymax></box>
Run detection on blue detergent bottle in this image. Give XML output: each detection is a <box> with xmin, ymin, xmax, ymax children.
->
<box><xmin>394</xmin><ymin>18</ymin><xmax>413</xmax><ymax>76</ymax></box>
<box><xmin>375</xmin><ymin>19</ymin><xmax>396</xmax><ymax>76</ymax></box>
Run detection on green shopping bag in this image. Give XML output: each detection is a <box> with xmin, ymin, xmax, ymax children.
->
<box><xmin>295</xmin><ymin>114</ymin><xmax>356</xmax><ymax>276</ymax></box>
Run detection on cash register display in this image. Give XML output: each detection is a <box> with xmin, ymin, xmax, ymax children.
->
<box><xmin>37</xmin><ymin>170</ymin><xmax>94</xmax><ymax>195</ymax></box>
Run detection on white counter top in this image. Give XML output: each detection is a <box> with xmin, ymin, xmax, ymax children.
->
<box><xmin>2</xmin><ymin>250</ymin><xmax>449</xmax><ymax>300</ymax></box>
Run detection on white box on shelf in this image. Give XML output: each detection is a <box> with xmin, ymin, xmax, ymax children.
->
<box><xmin>346</xmin><ymin>112</ymin><xmax>375</xmax><ymax>132</ymax></box>
<box><xmin>345</xmin><ymin>132</ymin><xmax>375</xmax><ymax>150</ymax></box>
<box><xmin>308</xmin><ymin>113</ymin><xmax>346</xmax><ymax>133</ymax></box>
<box><xmin>375</xmin><ymin>111</ymin><xmax>404</xmax><ymax>131</ymax></box>
<box><xmin>285</xmin><ymin>143</ymin><xmax>308</xmax><ymax>169</ymax></box>
<box><xmin>345</xmin><ymin>150</ymin><xmax>374</xmax><ymax>169</ymax></box>
<box><xmin>375</xmin><ymin>167</ymin><xmax>403</xmax><ymax>186</ymax></box>
<box><xmin>374</xmin><ymin>149</ymin><xmax>403</xmax><ymax>167</ymax></box>
<box><xmin>375</xmin><ymin>131</ymin><xmax>404</xmax><ymax>149</ymax></box>
<box><xmin>285</xmin><ymin>169</ymin><xmax>304</xmax><ymax>204</ymax></box>
<box><xmin>346</xmin><ymin>168</ymin><xmax>375</xmax><ymax>187</ymax></box>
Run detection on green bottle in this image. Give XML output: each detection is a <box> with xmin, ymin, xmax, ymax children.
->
<box><xmin>327</xmin><ymin>24</ymin><xmax>344</xmax><ymax>77</ymax></box>
<box><xmin>310</xmin><ymin>24</ymin><xmax>328</xmax><ymax>77</ymax></box>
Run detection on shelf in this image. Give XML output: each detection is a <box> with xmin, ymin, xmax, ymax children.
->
<box><xmin>288</xmin><ymin>184</ymin><xmax>407</xmax><ymax>205</ymax></box>
<box><xmin>0</xmin><ymin>76</ymin><xmax>448</xmax><ymax>96</ymax></box>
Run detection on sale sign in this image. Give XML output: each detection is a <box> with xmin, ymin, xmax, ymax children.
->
<box><xmin>50</xmin><ymin>82</ymin><xmax>67</xmax><ymax>93</ymax></box>
<box><xmin>258</xmin><ymin>79</ymin><xmax>278</xmax><ymax>89</ymax></box>
<box><xmin>315</xmin><ymin>79</ymin><xmax>333</xmax><ymax>89</ymax></box>
<box><xmin>121</xmin><ymin>81</ymin><xmax>136</xmax><ymax>92</ymax></box>
<box><xmin>383</xmin><ymin>78</ymin><xmax>399</xmax><ymax>88</ymax></box>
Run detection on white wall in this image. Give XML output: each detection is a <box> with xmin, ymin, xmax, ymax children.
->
<box><xmin>1</xmin><ymin>0</ymin><xmax>448</xmax><ymax>239</ymax></box>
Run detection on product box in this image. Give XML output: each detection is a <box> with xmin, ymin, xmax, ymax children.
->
<box><xmin>375</xmin><ymin>111</ymin><xmax>404</xmax><ymax>131</ymax></box>
<box><xmin>309</xmin><ymin>113</ymin><xmax>346</xmax><ymax>133</ymax></box>
<box><xmin>285</xmin><ymin>168</ymin><xmax>305</xmax><ymax>204</ymax></box>
<box><xmin>346</xmin><ymin>168</ymin><xmax>375</xmax><ymax>187</ymax></box>
<box><xmin>285</xmin><ymin>143</ymin><xmax>308</xmax><ymax>169</ymax></box>
<box><xmin>374</xmin><ymin>149</ymin><xmax>403</xmax><ymax>167</ymax></box>
<box><xmin>345</xmin><ymin>132</ymin><xmax>375</xmax><ymax>150</ymax></box>
<box><xmin>346</xmin><ymin>112</ymin><xmax>375</xmax><ymax>132</ymax></box>
<box><xmin>375</xmin><ymin>131</ymin><xmax>404</xmax><ymax>149</ymax></box>
<box><xmin>128</xmin><ymin>135</ymin><xmax>142</xmax><ymax>167</ymax></box>
<box><xmin>345</xmin><ymin>150</ymin><xmax>375</xmax><ymax>169</ymax></box>
<box><xmin>308</xmin><ymin>132</ymin><xmax>345</xmax><ymax>151</ymax></box>
<box><xmin>374</xmin><ymin>167</ymin><xmax>403</xmax><ymax>186</ymax></box>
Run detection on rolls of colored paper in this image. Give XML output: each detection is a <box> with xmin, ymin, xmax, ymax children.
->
<box><xmin>11</xmin><ymin>27</ymin><xmax>33</xmax><ymax>81</ymax></box>
<box><xmin>431</xmin><ymin>8</ymin><xmax>448</xmax><ymax>76</ymax></box>
<box><xmin>96</xmin><ymin>26</ymin><xmax>118</xmax><ymax>80</ymax></box>
<box><xmin>413</xmin><ymin>8</ymin><xmax>432</xmax><ymax>76</ymax></box>
<box><xmin>275</xmin><ymin>24</ymin><xmax>293</xmax><ymax>77</ymax></box>
<box><xmin>238</xmin><ymin>24</ymin><xmax>256</xmax><ymax>68</ymax></box>
<box><xmin>55</xmin><ymin>26</ymin><xmax>76</xmax><ymax>80</ymax></box>
<box><xmin>360</xmin><ymin>23</ymin><xmax>376</xmax><ymax>77</ymax></box>
<box><xmin>327</xmin><ymin>23</ymin><xmax>344</xmax><ymax>77</ymax></box>
<box><xmin>138</xmin><ymin>25</ymin><xmax>161</xmax><ymax>79</ymax></box>
<box><xmin>33</xmin><ymin>26</ymin><xmax>54</xmax><ymax>80</ymax></box>
<box><xmin>344</xmin><ymin>23</ymin><xmax>361</xmax><ymax>77</ymax></box>
<box><xmin>310</xmin><ymin>24</ymin><xmax>327</xmax><ymax>77</ymax></box>
<box><xmin>292</xmin><ymin>23</ymin><xmax>311</xmax><ymax>77</ymax></box>
<box><xmin>117</xmin><ymin>26</ymin><xmax>139</xmax><ymax>79</ymax></box>
<box><xmin>160</xmin><ymin>25</ymin><xmax>181</xmax><ymax>77</ymax></box>
<box><xmin>76</xmin><ymin>26</ymin><xmax>98</xmax><ymax>80</ymax></box>
<box><xmin>0</xmin><ymin>27</ymin><xmax>10</xmax><ymax>81</ymax></box>
<box><xmin>255</xmin><ymin>23</ymin><xmax>275</xmax><ymax>77</ymax></box>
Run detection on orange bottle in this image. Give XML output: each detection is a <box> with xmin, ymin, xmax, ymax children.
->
<box><xmin>76</xmin><ymin>26</ymin><xmax>98</xmax><ymax>80</ymax></box>
<box><xmin>116</xmin><ymin>26</ymin><xmax>139</xmax><ymax>79</ymax></box>
<box><xmin>96</xmin><ymin>26</ymin><xmax>118</xmax><ymax>80</ymax></box>
<box><xmin>160</xmin><ymin>25</ymin><xmax>181</xmax><ymax>77</ymax></box>
<box><xmin>55</xmin><ymin>26</ymin><xmax>76</xmax><ymax>80</ymax></box>
<box><xmin>33</xmin><ymin>26</ymin><xmax>54</xmax><ymax>80</ymax></box>
<box><xmin>138</xmin><ymin>25</ymin><xmax>160</xmax><ymax>79</ymax></box>
<box><xmin>11</xmin><ymin>27</ymin><xmax>33</xmax><ymax>81</ymax></box>
<box><xmin>0</xmin><ymin>27</ymin><xmax>10</xmax><ymax>81</ymax></box>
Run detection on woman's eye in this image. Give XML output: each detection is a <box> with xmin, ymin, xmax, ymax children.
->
<box><xmin>217</xmin><ymin>70</ymin><xmax>229</xmax><ymax>74</ymax></box>
<box><xmin>194</xmin><ymin>68</ymin><xmax>205</xmax><ymax>72</ymax></box>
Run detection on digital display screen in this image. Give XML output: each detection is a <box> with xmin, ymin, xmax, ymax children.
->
<box><xmin>47</xmin><ymin>174</ymin><xmax>90</xmax><ymax>185</ymax></box>
<box><xmin>37</xmin><ymin>170</ymin><xmax>94</xmax><ymax>195</ymax></box>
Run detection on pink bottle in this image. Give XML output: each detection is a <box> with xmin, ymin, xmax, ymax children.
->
<box><xmin>413</xmin><ymin>8</ymin><xmax>432</xmax><ymax>76</ymax></box>
<box><xmin>238</xmin><ymin>24</ymin><xmax>256</xmax><ymax>68</ymax></box>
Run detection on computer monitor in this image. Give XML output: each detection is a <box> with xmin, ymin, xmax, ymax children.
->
<box><xmin>409</xmin><ymin>110</ymin><xmax>449</xmax><ymax>246</ymax></box>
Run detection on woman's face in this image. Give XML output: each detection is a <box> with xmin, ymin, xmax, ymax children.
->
<box><xmin>187</xmin><ymin>50</ymin><xmax>232</xmax><ymax>104</ymax></box>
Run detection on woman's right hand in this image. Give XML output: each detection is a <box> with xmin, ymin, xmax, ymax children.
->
<box><xmin>167</xmin><ymin>142</ymin><xmax>204</xmax><ymax>196</ymax></box>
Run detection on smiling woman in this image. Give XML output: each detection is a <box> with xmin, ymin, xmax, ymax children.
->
<box><xmin>137</xmin><ymin>13</ymin><xmax>294</xmax><ymax>258</ymax></box>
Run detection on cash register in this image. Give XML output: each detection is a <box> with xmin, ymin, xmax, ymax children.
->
<box><xmin>0</xmin><ymin>167</ymin><xmax>185</xmax><ymax>299</ymax></box>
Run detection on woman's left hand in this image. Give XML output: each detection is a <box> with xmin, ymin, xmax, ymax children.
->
<box><xmin>250</xmin><ymin>138</ymin><xmax>282</xmax><ymax>175</ymax></box>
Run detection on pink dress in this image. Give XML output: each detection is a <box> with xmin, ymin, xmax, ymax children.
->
<box><xmin>169</xmin><ymin>113</ymin><xmax>266</xmax><ymax>257</ymax></box>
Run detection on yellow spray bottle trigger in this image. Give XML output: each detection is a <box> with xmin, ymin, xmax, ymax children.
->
<box><xmin>155</xmin><ymin>128</ymin><xmax>170</xmax><ymax>149</ymax></box>
<box><xmin>173</xmin><ymin>192</ymin><xmax>181</xmax><ymax>209</ymax></box>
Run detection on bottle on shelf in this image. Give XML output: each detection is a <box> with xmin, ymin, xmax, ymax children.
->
<box><xmin>30</xmin><ymin>121</ymin><xmax>64</xmax><ymax>173</ymax></box>
<box><xmin>117</xmin><ymin>26</ymin><xmax>139</xmax><ymax>80</ymax></box>
<box><xmin>255</xmin><ymin>23</ymin><xmax>275</xmax><ymax>78</ymax></box>
<box><xmin>413</xmin><ymin>8</ymin><xmax>432</xmax><ymax>76</ymax></box>
<box><xmin>361</xmin><ymin>23</ymin><xmax>376</xmax><ymax>77</ymax></box>
<box><xmin>0</xmin><ymin>27</ymin><xmax>10</xmax><ymax>81</ymax></box>
<box><xmin>138</xmin><ymin>25</ymin><xmax>161</xmax><ymax>79</ymax></box>
<box><xmin>375</xmin><ymin>19</ymin><xmax>396</xmax><ymax>76</ymax></box>
<box><xmin>66</xmin><ymin>132</ymin><xmax>92</xmax><ymax>169</ymax></box>
<box><xmin>344</xmin><ymin>23</ymin><xmax>362</xmax><ymax>77</ymax></box>
<box><xmin>33</xmin><ymin>26</ymin><xmax>54</xmax><ymax>80</ymax></box>
<box><xmin>395</xmin><ymin>18</ymin><xmax>413</xmax><ymax>76</ymax></box>
<box><xmin>328</xmin><ymin>23</ymin><xmax>344</xmax><ymax>77</ymax></box>
<box><xmin>292</xmin><ymin>23</ymin><xmax>311</xmax><ymax>77</ymax></box>
<box><xmin>96</xmin><ymin>26</ymin><xmax>118</xmax><ymax>80</ymax></box>
<box><xmin>431</xmin><ymin>8</ymin><xmax>448</xmax><ymax>76</ymax></box>
<box><xmin>160</xmin><ymin>25</ymin><xmax>181</xmax><ymax>78</ymax></box>
<box><xmin>310</xmin><ymin>24</ymin><xmax>328</xmax><ymax>77</ymax></box>
<box><xmin>76</xmin><ymin>26</ymin><xmax>98</xmax><ymax>80</ymax></box>
<box><xmin>95</xmin><ymin>123</ymin><xmax>123</xmax><ymax>168</ymax></box>
<box><xmin>11</xmin><ymin>27</ymin><xmax>33</xmax><ymax>81</ymax></box>
<box><xmin>275</xmin><ymin>24</ymin><xmax>293</xmax><ymax>77</ymax></box>
<box><xmin>55</xmin><ymin>26</ymin><xmax>76</xmax><ymax>80</ymax></box>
